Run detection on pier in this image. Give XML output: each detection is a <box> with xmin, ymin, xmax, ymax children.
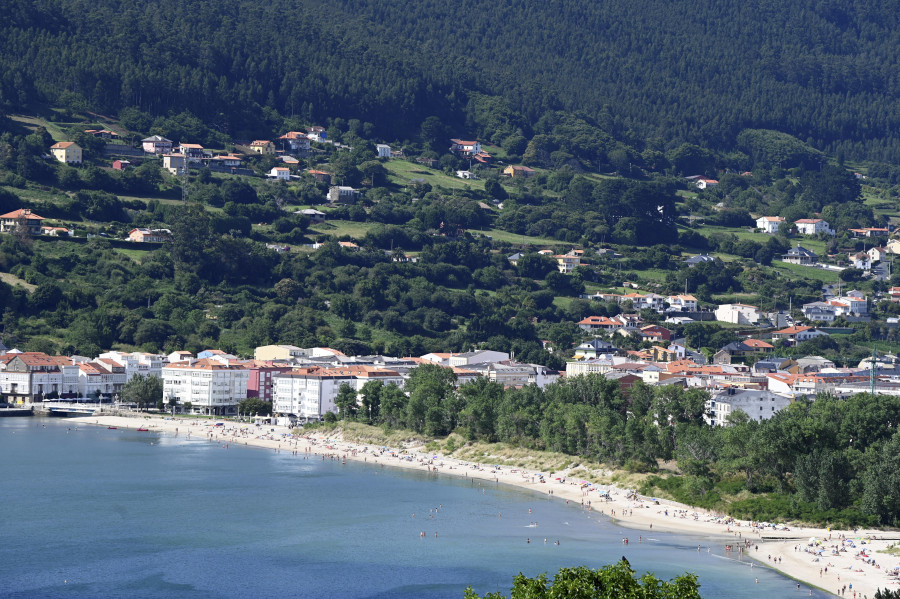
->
<box><xmin>0</xmin><ymin>407</ymin><xmax>33</xmax><ymax>417</ymax></box>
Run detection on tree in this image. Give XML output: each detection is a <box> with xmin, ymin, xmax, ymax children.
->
<box><xmin>121</xmin><ymin>373</ymin><xmax>163</xmax><ymax>411</ymax></box>
<box><xmin>334</xmin><ymin>383</ymin><xmax>359</xmax><ymax>419</ymax></box>
<box><xmin>239</xmin><ymin>397</ymin><xmax>272</xmax><ymax>417</ymax></box>
<box><xmin>463</xmin><ymin>560</ymin><xmax>701</xmax><ymax>599</ymax></box>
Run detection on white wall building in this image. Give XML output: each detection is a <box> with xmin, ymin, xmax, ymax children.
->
<box><xmin>162</xmin><ymin>359</ymin><xmax>250</xmax><ymax>416</ymax></box>
<box><xmin>272</xmin><ymin>366</ymin><xmax>403</xmax><ymax>424</ymax></box>
<box><xmin>756</xmin><ymin>216</ymin><xmax>785</xmax><ymax>234</ymax></box>
<box><xmin>98</xmin><ymin>351</ymin><xmax>164</xmax><ymax>381</ymax></box>
<box><xmin>794</xmin><ymin>219</ymin><xmax>834</xmax><ymax>236</ymax></box>
<box><xmin>714</xmin><ymin>303</ymin><xmax>761</xmax><ymax>325</ymax></box>
<box><xmin>705</xmin><ymin>388</ymin><xmax>792</xmax><ymax>425</ymax></box>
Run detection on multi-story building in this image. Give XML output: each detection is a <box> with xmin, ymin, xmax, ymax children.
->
<box><xmin>162</xmin><ymin>359</ymin><xmax>250</xmax><ymax>416</ymax></box>
<box><xmin>97</xmin><ymin>351</ymin><xmax>165</xmax><ymax>381</ymax></box>
<box><xmin>0</xmin><ymin>353</ymin><xmax>79</xmax><ymax>402</ymax></box>
<box><xmin>705</xmin><ymin>388</ymin><xmax>792</xmax><ymax>426</ymax></box>
<box><xmin>272</xmin><ymin>366</ymin><xmax>402</xmax><ymax>424</ymax></box>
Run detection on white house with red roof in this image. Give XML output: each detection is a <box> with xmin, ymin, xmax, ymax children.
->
<box><xmin>755</xmin><ymin>216</ymin><xmax>785</xmax><ymax>234</ymax></box>
<box><xmin>770</xmin><ymin>325</ymin><xmax>829</xmax><ymax>345</ymax></box>
<box><xmin>794</xmin><ymin>218</ymin><xmax>834</xmax><ymax>236</ymax></box>
<box><xmin>695</xmin><ymin>177</ymin><xmax>718</xmax><ymax>189</ymax></box>
<box><xmin>449</xmin><ymin>138</ymin><xmax>482</xmax><ymax>157</ymax></box>
<box><xmin>50</xmin><ymin>141</ymin><xmax>82</xmax><ymax>164</ymax></box>
<box><xmin>667</xmin><ymin>294</ymin><xmax>698</xmax><ymax>311</ymax></box>
<box><xmin>577</xmin><ymin>316</ymin><xmax>624</xmax><ymax>332</ymax></box>
<box><xmin>268</xmin><ymin>166</ymin><xmax>291</xmax><ymax>181</ymax></box>
<box><xmin>0</xmin><ymin>209</ymin><xmax>45</xmax><ymax>235</ymax></box>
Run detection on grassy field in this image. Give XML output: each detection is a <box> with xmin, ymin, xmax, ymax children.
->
<box><xmin>469</xmin><ymin>228</ymin><xmax>559</xmax><ymax>246</ymax></box>
<box><xmin>384</xmin><ymin>160</ymin><xmax>487</xmax><ymax>191</ymax></box>
<box><xmin>0</xmin><ymin>272</ymin><xmax>36</xmax><ymax>292</ymax></box>
<box><xmin>8</xmin><ymin>115</ymin><xmax>68</xmax><ymax>141</ymax></box>
<box><xmin>694</xmin><ymin>224</ymin><xmax>830</xmax><ymax>256</ymax></box>
<box><xmin>309</xmin><ymin>219</ymin><xmax>377</xmax><ymax>239</ymax></box>
<box><xmin>769</xmin><ymin>260</ymin><xmax>841</xmax><ymax>283</ymax></box>
<box><xmin>113</xmin><ymin>247</ymin><xmax>152</xmax><ymax>263</ymax></box>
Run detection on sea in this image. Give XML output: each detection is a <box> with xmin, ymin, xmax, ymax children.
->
<box><xmin>0</xmin><ymin>418</ymin><xmax>833</xmax><ymax>598</ymax></box>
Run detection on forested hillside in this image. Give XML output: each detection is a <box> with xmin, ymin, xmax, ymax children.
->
<box><xmin>1</xmin><ymin>0</ymin><xmax>900</xmax><ymax>162</ymax></box>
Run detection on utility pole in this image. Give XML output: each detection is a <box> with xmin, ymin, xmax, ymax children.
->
<box><xmin>871</xmin><ymin>345</ymin><xmax>877</xmax><ymax>395</ymax></box>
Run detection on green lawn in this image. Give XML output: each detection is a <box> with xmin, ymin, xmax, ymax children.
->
<box><xmin>113</xmin><ymin>247</ymin><xmax>152</xmax><ymax>263</ymax></box>
<box><xmin>384</xmin><ymin>160</ymin><xmax>487</xmax><ymax>191</ymax></box>
<box><xmin>769</xmin><ymin>260</ymin><xmax>841</xmax><ymax>283</ymax></box>
<box><xmin>9</xmin><ymin>115</ymin><xmax>68</xmax><ymax>141</ymax></box>
<box><xmin>309</xmin><ymin>219</ymin><xmax>377</xmax><ymax>239</ymax></box>
<box><xmin>694</xmin><ymin>224</ymin><xmax>830</xmax><ymax>256</ymax></box>
<box><xmin>469</xmin><ymin>228</ymin><xmax>559</xmax><ymax>246</ymax></box>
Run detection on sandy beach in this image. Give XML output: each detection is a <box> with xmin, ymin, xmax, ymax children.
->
<box><xmin>72</xmin><ymin>414</ymin><xmax>900</xmax><ymax>598</ymax></box>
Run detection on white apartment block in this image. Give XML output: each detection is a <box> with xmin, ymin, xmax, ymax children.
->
<box><xmin>162</xmin><ymin>359</ymin><xmax>250</xmax><ymax>416</ymax></box>
<box><xmin>98</xmin><ymin>351</ymin><xmax>164</xmax><ymax>381</ymax></box>
<box><xmin>705</xmin><ymin>389</ymin><xmax>792</xmax><ymax>426</ymax></box>
<box><xmin>272</xmin><ymin>366</ymin><xmax>403</xmax><ymax>424</ymax></box>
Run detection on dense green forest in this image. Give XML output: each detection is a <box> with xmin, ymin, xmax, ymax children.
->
<box><xmin>326</xmin><ymin>367</ymin><xmax>900</xmax><ymax>528</ymax></box>
<box><xmin>2</xmin><ymin>0</ymin><xmax>900</xmax><ymax>163</ymax></box>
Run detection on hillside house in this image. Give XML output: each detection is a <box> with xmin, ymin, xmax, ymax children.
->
<box><xmin>849</xmin><ymin>227</ymin><xmax>889</xmax><ymax>238</ymax></box>
<box><xmin>208</xmin><ymin>155</ymin><xmax>242</xmax><ymax>167</ymax></box>
<box><xmin>279</xmin><ymin>132</ymin><xmax>311</xmax><ymax>153</ymax></box>
<box><xmin>84</xmin><ymin>129</ymin><xmax>118</xmax><ymax>139</ymax></box>
<box><xmin>298</xmin><ymin>209</ymin><xmax>326</xmax><ymax>224</ymax></box>
<box><xmin>801</xmin><ymin>301</ymin><xmax>836</xmax><ymax>322</ymax></box>
<box><xmin>667</xmin><ymin>294</ymin><xmax>699</xmax><ymax>311</ymax></box>
<box><xmin>249</xmin><ymin>140</ymin><xmax>276</xmax><ymax>155</ymax></box>
<box><xmin>850</xmin><ymin>252</ymin><xmax>871</xmax><ymax>270</ymax></box>
<box><xmin>177</xmin><ymin>143</ymin><xmax>205</xmax><ymax>160</ymax></box>
<box><xmin>328</xmin><ymin>186</ymin><xmax>359</xmax><ymax>203</ymax></box>
<box><xmin>782</xmin><ymin>244</ymin><xmax>817</xmax><ymax>265</ymax></box>
<box><xmin>375</xmin><ymin>144</ymin><xmax>391</xmax><ymax>158</ymax></box>
<box><xmin>142</xmin><ymin>135</ymin><xmax>172</xmax><ymax>154</ymax></box>
<box><xmin>695</xmin><ymin>177</ymin><xmax>718</xmax><ymax>189</ymax></box>
<box><xmin>686</xmin><ymin>254</ymin><xmax>716</xmax><ymax>267</ymax></box>
<box><xmin>503</xmin><ymin>165</ymin><xmax>536</xmax><ymax>178</ymax></box>
<box><xmin>41</xmin><ymin>226</ymin><xmax>71</xmax><ymax>237</ymax></box>
<box><xmin>640</xmin><ymin>325</ymin><xmax>672</xmax><ymax>343</ymax></box>
<box><xmin>112</xmin><ymin>160</ymin><xmax>131</xmax><ymax>170</ymax></box>
<box><xmin>715</xmin><ymin>303</ymin><xmax>761</xmax><ymax>325</ymax></box>
<box><xmin>128</xmin><ymin>228</ymin><xmax>172</xmax><ymax>243</ymax></box>
<box><xmin>449</xmin><ymin>138</ymin><xmax>482</xmax><ymax>156</ymax></box>
<box><xmin>577</xmin><ymin>316</ymin><xmax>623</xmax><ymax>332</ymax></box>
<box><xmin>50</xmin><ymin>141</ymin><xmax>82</xmax><ymax>164</ymax></box>
<box><xmin>306</xmin><ymin>126</ymin><xmax>327</xmax><ymax>142</ymax></box>
<box><xmin>755</xmin><ymin>216</ymin><xmax>785</xmax><ymax>234</ymax></box>
<box><xmin>162</xmin><ymin>154</ymin><xmax>187</xmax><ymax>175</ymax></box>
<box><xmin>554</xmin><ymin>252</ymin><xmax>582</xmax><ymax>274</ymax></box>
<box><xmin>0</xmin><ymin>209</ymin><xmax>44</xmax><ymax>235</ymax></box>
<box><xmin>308</xmin><ymin>169</ymin><xmax>331</xmax><ymax>183</ymax></box>
<box><xmin>268</xmin><ymin>167</ymin><xmax>291</xmax><ymax>181</ymax></box>
<box><xmin>771</xmin><ymin>326</ymin><xmax>829</xmax><ymax>345</ymax></box>
<box><xmin>868</xmin><ymin>246</ymin><xmax>888</xmax><ymax>263</ymax></box>
<box><xmin>573</xmin><ymin>339</ymin><xmax>619</xmax><ymax>358</ymax></box>
<box><xmin>794</xmin><ymin>218</ymin><xmax>834</xmax><ymax>236</ymax></box>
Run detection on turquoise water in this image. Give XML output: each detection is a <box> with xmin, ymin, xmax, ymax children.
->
<box><xmin>0</xmin><ymin>418</ymin><xmax>831</xmax><ymax>598</ymax></box>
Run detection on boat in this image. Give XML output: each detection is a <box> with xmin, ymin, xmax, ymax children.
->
<box><xmin>137</xmin><ymin>427</ymin><xmax>149</xmax><ymax>432</ymax></box>
<box><xmin>107</xmin><ymin>426</ymin><xmax>118</xmax><ymax>430</ymax></box>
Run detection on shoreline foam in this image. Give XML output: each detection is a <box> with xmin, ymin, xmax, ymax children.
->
<box><xmin>73</xmin><ymin>414</ymin><xmax>900</xmax><ymax>597</ymax></box>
